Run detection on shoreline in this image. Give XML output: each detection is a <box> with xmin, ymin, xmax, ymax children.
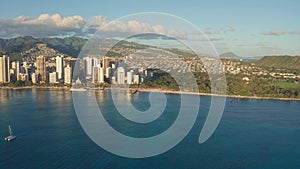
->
<box><xmin>0</xmin><ymin>86</ymin><xmax>70</xmax><ymax>90</ymax></box>
<box><xmin>1</xmin><ymin>86</ymin><xmax>299</xmax><ymax>101</ymax></box>
<box><xmin>136</xmin><ymin>88</ymin><xmax>300</xmax><ymax>101</ymax></box>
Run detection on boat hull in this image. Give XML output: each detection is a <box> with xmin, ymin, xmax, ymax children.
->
<box><xmin>5</xmin><ymin>135</ymin><xmax>16</xmax><ymax>141</ymax></box>
<box><xmin>70</xmin><ymin>88</ymin><xmax>87</xmax><ymax>92</ymax></box>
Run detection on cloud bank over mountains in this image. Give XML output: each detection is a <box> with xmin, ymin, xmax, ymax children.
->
<box><xmin>2</xmin><ymin>13</ymin><xmax>297</xmax><ymax>57</ymax></box>
<box><xmin>0</xmin><ymin>13</ymin><xmax>185</xmax><ymax>38</ymax></box>
<box><xmin>0</xmin><ymin>13</ymin><xmax>234</xmax><ymax>40</ymax></box>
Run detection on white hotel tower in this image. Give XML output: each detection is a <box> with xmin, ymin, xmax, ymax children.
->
<box><xmin>0</xmin><ymin>55</ymin><xmax>10</xmax><ymax>83</ymax></box>
<box><xmin>56</xmin><ymin>55</ymin><xmax>64</xmax><ymax>80</ymax></box>
<box><xmin>117</xmin><ymin>67</ymin><xmax>125</xmax><ymax>84</ymax></box>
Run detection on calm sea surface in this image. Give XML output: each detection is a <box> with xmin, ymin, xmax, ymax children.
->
<box><xmin>0</xmin><ymin>89</ymin><xmax>300</xmax><ymax>169</ymax></box>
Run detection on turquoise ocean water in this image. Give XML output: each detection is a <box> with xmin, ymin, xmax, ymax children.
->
<box><xmin>0</xmin><ymin>89</ymin><xmax>300</xmax><ymax>169</ymax></box>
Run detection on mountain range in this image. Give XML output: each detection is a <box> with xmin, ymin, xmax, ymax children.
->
<box><xmin>0</xmin><ymin>36</ymin><xmax>299</xmax><ymax>70</ymax></box>
<box><xmin>256</xmin><ymin>55</ymin><xmax>300</xmax><ymax>70</ymax></box>
<box><xmin>0</xmin><ymin>36</ymin><xmax>86</xmax><ymax>60</ymax></box>
<box><xmin>219</xmin><ymin>52</ymin><xmax>241</xmax><ymax>60</ymax></box>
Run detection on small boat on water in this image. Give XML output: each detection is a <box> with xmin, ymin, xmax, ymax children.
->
<box><xmin>4</xmin><ymin>125</ymin><xmax>16</xmax><ymax>141</ymax></box>
<box><xmin>70</xmin><ymin>88</ymin><xmax>87</xmax><ymax>92</ymax></box>
<box><xmin>70</xmin><ymin>78</ymin><xmax>87</xmax><ymax>91</ymax></box>
<box><xmin>130</xmin><ymin>89</ymin><xmax>139</xmax><ymax>95</ymax></box>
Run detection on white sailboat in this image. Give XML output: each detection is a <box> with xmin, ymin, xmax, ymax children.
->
<box><xmin>4</xmin><ymin>125</ymin><xmax>16</xmax><ymax>141</ymax></box>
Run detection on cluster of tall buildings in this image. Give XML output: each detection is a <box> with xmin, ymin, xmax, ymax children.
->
<box><xmin>83</xmin><ymin>56</ymin><xmax>153</xmax><ymax>85</ymax></box>
<box><xmin>0</xmin><ymin>55</ymin><xmax>75</xmax><ymax>85</ymax></box>
<box><xmin>0</xmin><ymin>55</ymin><xmax>153</xmax><ymax>86</ymax></box>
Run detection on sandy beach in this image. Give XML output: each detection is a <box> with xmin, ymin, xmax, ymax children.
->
<box><xmin>136</xmin><ymin>88</ymin><xmax>300</xmax><ymax>101</ymax></box>
<box><xmin>0</xmin><ymin>86</ymin><xmax>70</xmax><ymax>90</ymax></box>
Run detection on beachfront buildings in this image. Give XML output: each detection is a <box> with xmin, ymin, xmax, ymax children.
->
<box><xmin>82</xmin><ymin>56</ymin><xmax>143</xmax><ymax>85</ymax></box>
<box><xmin>64</xmin><ymin>65</ymin><xmax>72</xmax><ymax>84</ymax></box>
<box><xmin>31</xmin><ymin>73</ymin><xmax>37</xmax><ymax>84</ymax></box>
<box><xmin>56</xmin><ymin>55</ymin><xmax>64</xmax><ymax>80</ymax></box>
<box><xmin>36</xmin><ymin>56</ymin><xmax>47</xmax><ymax>83</ymax></box>
<box><xmin>117</xmin><ymin>67</ymin><xmax>125</xmax><ymax>84</ymax></box>
<box><xmin>0</xmin><ymin>55</ymin><xmax>10</xmax><ymax>83</ymax></box>
<box><xmin>0</xmin><ymin>54</ymin><xmax>147</xmax><ymax>86</ymax></box>
<box><xmin>127</xmin><ymin>71</ymin><xmax>133</xmax><ymax>84</ymax></box>
<box><xmin>92</xmin><ymin>64</ymin><xmax>104</xmax><ymax>83</ymax></box>
<box><xmin>11</xmin><ymin>61</ymin><xmax>20</xmax><ymax>81</ymax></box>
<box><xmin>49</xmin><ymin>72</ymin><xmax>58</xmax><ymax>84</ymax></box>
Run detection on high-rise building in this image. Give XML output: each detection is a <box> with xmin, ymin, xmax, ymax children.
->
<box><xmin>64</xmin><ymin>65</ymin><xmax>72</xmax><ymax>84</ymax></box>
<box><xmin>111</xmin><ymin>76</ymin><xmax>116</xmax><ymax>84</ymax></box>
<box><xmin>11</xmin><ymin>61</ymin><xmax>20</xmax><ymax>81</ymax></box>
<box><xmin>99</xmin><ymin>67</ymin><xmax>104</xmax><ymax>83</ymax></box>
<box><xmin>102</xmin><ymin>57</ymin><xmax>121</xmax><ymax>77</ymax></box>
<box><xmin>20</xmin><ymin>65</ymin><xmax>29</xmax><ymax>81</ymax></box>
<box><xmin>117</xmin><ymin>67</ymin><xmax>125</xmax><ymax>84</ymax></box>
<box><xmin>92</xmin><ymin>65</ymin><xmax>104</xmax><ymax>83</ymax></box>
<box><xmin>56</xmin><ymin>55</ymin><xmax>64</xmax><ymax>80</ymax></box>
<box><xmin>127</xmin><ymin>71</ymin><xmax>133</xmax><ymax>84</ymax></box>
<box><xmin>106</xmin><ymin>67</ymin><xmax>111</xmax><ymax>79</ymax></box>
<box><xmin>49</xmin><ymin>72</ymin><xmax>58</xmax><ymax>83</ymax></box>
<box><xmin>133</xmin><ymin>74</ymin><xmax>140</xmax><ymax>84</ymax></box>
<box><xmin>36</xmin><ymin>56</ymin><xmax>46</xmax><ymax>82</ymax></box>
<box><xmin>140</xmin><ymin>76</ymin><xmax>145</xmax><ymax>83</ymax></box>
<box><xmin>0</xmin><ymin>55</ymin><xmax>10</xmax><ymax>83</ymax></box>
<box><xmin>31</xmin><ymin>73</ymin><xmax>37</xmax><ymax>84</ymax></box>
<box><xmin>93</xmin><ymin>58</ymin><xmax>101</xmax><ymax>67</ymax></box>
<box><xmin>69</xmin><ymin>58</ymin><xmax>77</xmax><ymax>70</ymax></box>
<box><xmin>93</xmin><ymin>66</ymin><xmax>99</xmax><ymax>83</ymax></box>
<box><xmin>84</xmin><ymin>56</ymin><xmax>93</xmax><ymax>79</ymax></box>
<box><xmin>64</xmin><ymin>58</ymin><xmax>76</xmax><ymax>83</ymax></box>
<box><xmin>102</xmin><ymin>57</ymin><xmax>109</xmax><ymax>77</ymax></box>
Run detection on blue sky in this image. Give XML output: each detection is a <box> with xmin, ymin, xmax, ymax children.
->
<box><xmin>0</xmin><ymin>0</ymin><xmax>299</xmax><ymax>57</ymax></box>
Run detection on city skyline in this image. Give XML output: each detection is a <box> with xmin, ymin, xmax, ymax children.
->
<box><xmin>0</xmin><ymin>53</ymin><xmax>146</xmax><ymax>86</ymax></box>
<box><xmin>1</xmin><ymin>1</ymin><xmax>300</xmax><ymax>168</ymax></box>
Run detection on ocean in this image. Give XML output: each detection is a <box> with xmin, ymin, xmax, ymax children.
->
<box><xmin>0</xmin><ymin>89</ymin><xmax>300</xmax><ymax>169</ymax></box>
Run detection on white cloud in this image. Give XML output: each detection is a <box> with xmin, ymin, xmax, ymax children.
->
<box><xmin>261</xmin><ymin>30</ymin><xmax>300</xmax><ymax>36</ymax></box>
<box><xmin>0</xmin><ymin>13</ymin><xmax>185</xmax><ymax>38</ymax></box>
<box><xmin>191</xmin><ymin>26</ymin><xmax>235</xmax><ymax>35</ymax></box>
<box><xmin>17</xmin><ymin>13</ymin><xmax>86</xmax><ymax>29</ymax></box>
<box><xmin>0</xmin><ymin>14</ymin><xmax>88</xmax><ymax>38</ymax></box>
<box><xmin>98</xmin><ymin>19</ymin><xmax>185</xmax><ymax>38</ymax></box>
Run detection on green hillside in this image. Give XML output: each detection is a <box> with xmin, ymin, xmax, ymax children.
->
<box><xmin>0</xmin><ymin>36</ymin><xmax>150</xmax><ymax>60</ymax></box>
<box><xmin>0</xmin><ymin>36</ymin><xmax>87</xmax><ymax>58</ymax></box>
<box><xmin>256</xmin><ymin>56</ymin><xmax>300</xmax><ymax>70</ymax></box>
